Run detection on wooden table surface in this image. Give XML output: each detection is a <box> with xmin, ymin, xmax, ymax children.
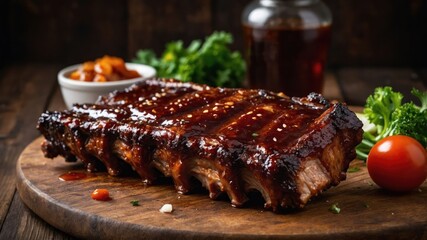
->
<box><xmin>0</xmin><ymin>63</ymin><xmax>425</xmax><ymax>239</ymax></box>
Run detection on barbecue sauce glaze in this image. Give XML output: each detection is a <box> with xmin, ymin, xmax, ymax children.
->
<box><xmin>39</xmin><ymin>79</ymin><xmax>362</xmax><ymax>209</ymax></box>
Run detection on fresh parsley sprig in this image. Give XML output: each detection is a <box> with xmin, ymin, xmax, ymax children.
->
<box><xmin>133</xmin><ymin>32</ymin><xmax>245</xmax><ymax>88</ymax></box>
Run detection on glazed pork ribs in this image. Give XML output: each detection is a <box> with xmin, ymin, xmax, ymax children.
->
<box><xmin>38</xmin><ymin>78</ymin><xmax>363</xmax><ymax>210</ymax></box>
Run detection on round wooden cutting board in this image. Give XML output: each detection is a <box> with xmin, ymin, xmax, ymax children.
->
<box><xmin>16</xmin><ymin>137</ymin><xmax>427</xmax><ymax>239</ymax></box>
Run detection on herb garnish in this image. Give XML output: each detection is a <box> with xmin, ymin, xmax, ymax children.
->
<box><xmin>130</xmin><ymin>200</ymin><xmax>140</xmax><ymax>206</ymax></box>
<box><xmin>329</xmin><ymin>203</ymin><xmax>341</xmax><ymax>214</ymax></box>
<box><xmin>347</xmin><ymin>166</ymin><xmax>360</xmax><ymax>173</ymax></box>
<box><xmin>133</xmin><ymin>32</ymin><xmax>245</xmax><ymax>88</ymax></box>
<box><xmin>356</xmin><ymin>87</ymin><xmax>427</xmax><ymax>160</ymax></box>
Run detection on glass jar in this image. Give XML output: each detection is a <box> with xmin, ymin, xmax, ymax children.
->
<box><xmin>242</xmin><ymin>0</ymin><xmax>332</xmax><ymax>96</ymax></box>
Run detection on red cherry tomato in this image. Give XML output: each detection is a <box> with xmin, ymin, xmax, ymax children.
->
<box><xmin>367</xmin><ymin>135</ymin><xmax>427</xmax><ymax>192</ymax></box>
<box><xmin>91</xmin><ymin>189</ymin><xmax>111</xmax><ymax>201</ymax></box>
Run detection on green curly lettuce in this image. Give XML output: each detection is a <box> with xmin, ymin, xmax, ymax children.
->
<box><xmin>356</xmin><ymin>87</ymin><xmax>427</xmax><ymax>160</ymax></box>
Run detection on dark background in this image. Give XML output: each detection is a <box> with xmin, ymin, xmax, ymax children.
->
<box><xmin>1</xmin><ymin>0</ymin><xmax>426</xmax><ymax>68</ymax></box>
<box><xmin>1</xmin><ymin>2</ymin><xmax>427</xmax><ymax>239</ymax></box>
<box><xmin>1</xmin><ymin>0</ymin><xmax>427</xmax><ymax>105</ymax></box>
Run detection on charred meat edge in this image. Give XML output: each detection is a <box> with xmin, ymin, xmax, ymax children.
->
<box><xmin>38</xmin><ymin>78</ymin><xmax>363</xmax><ymax>210</ymax></box>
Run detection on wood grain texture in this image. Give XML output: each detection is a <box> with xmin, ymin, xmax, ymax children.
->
<box><xmin>127</xmin><ymin>0</ymin><xmax>213</xmax><ymax>59</ymax></box>
<box><xmin>4</xmin><ymin>0</ymin><xmax>426</xmax><ymax>67</ymax></box>
<box><xmin>0</xmin><ymin>146</ymin><xmax>20</xmax><ymax>228</ymax></box>
<box><xmin>47</xmin><ymin>88</ymin><xmax>67</xmax><ymax>111</ymax></box>
<box><xmin>0</xmin><ymin>64</ymin><xmax>60</xmax><ymax>147</ymax></box>
<box><xmin>0</xmin><ymin>193</ymin><xmax>73</xmax><ymax>240</ymax></box>
<box><xmin>6</xmin><ymin>0</ymin><xmax>127</xmax><ymax>64</ymax></box>
<box><xmin>0</xmin><ymin>64</ymin><xmax>69</xmax><ymax>239</ymax></box>
<box><xmin>211</xmin><ymin>0</ymin><xmax>251</xmax><ymax>53</ymax></box>
<box><xmin>322</xmin><ymin>72</ymin><xmax>343</xmax><ymax>102</ymax></box>
<box><xmin>323</xmin><ymin>0</ymin><xmax>420</xmax><ymax>67</ymax></box>
<box><xmin>337</xmin><ymin>68</ymin><xmax>427</xmax><ymax>106</ymax></box>
<box><xmin>16</xmin><ymin>137</ymin><xmax>427</xmax><ymax>240</ymax></box>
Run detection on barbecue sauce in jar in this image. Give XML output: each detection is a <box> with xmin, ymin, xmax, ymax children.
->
<box><xmin>242</xmin><ymin>0</ymin><xmax>332</xmax><ymax>97</ymax></box>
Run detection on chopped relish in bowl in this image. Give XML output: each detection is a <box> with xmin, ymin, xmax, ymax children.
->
<box><xmin>70</xmin><ymin>56</ymin><xmax>141</xmax><ymax>82</ymax></box>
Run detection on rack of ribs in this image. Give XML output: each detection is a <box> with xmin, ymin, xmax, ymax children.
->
<box><xmin>37</xmin><ymin>78</ymin><xmax>363</xmax><ymax>211</ymax></box>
